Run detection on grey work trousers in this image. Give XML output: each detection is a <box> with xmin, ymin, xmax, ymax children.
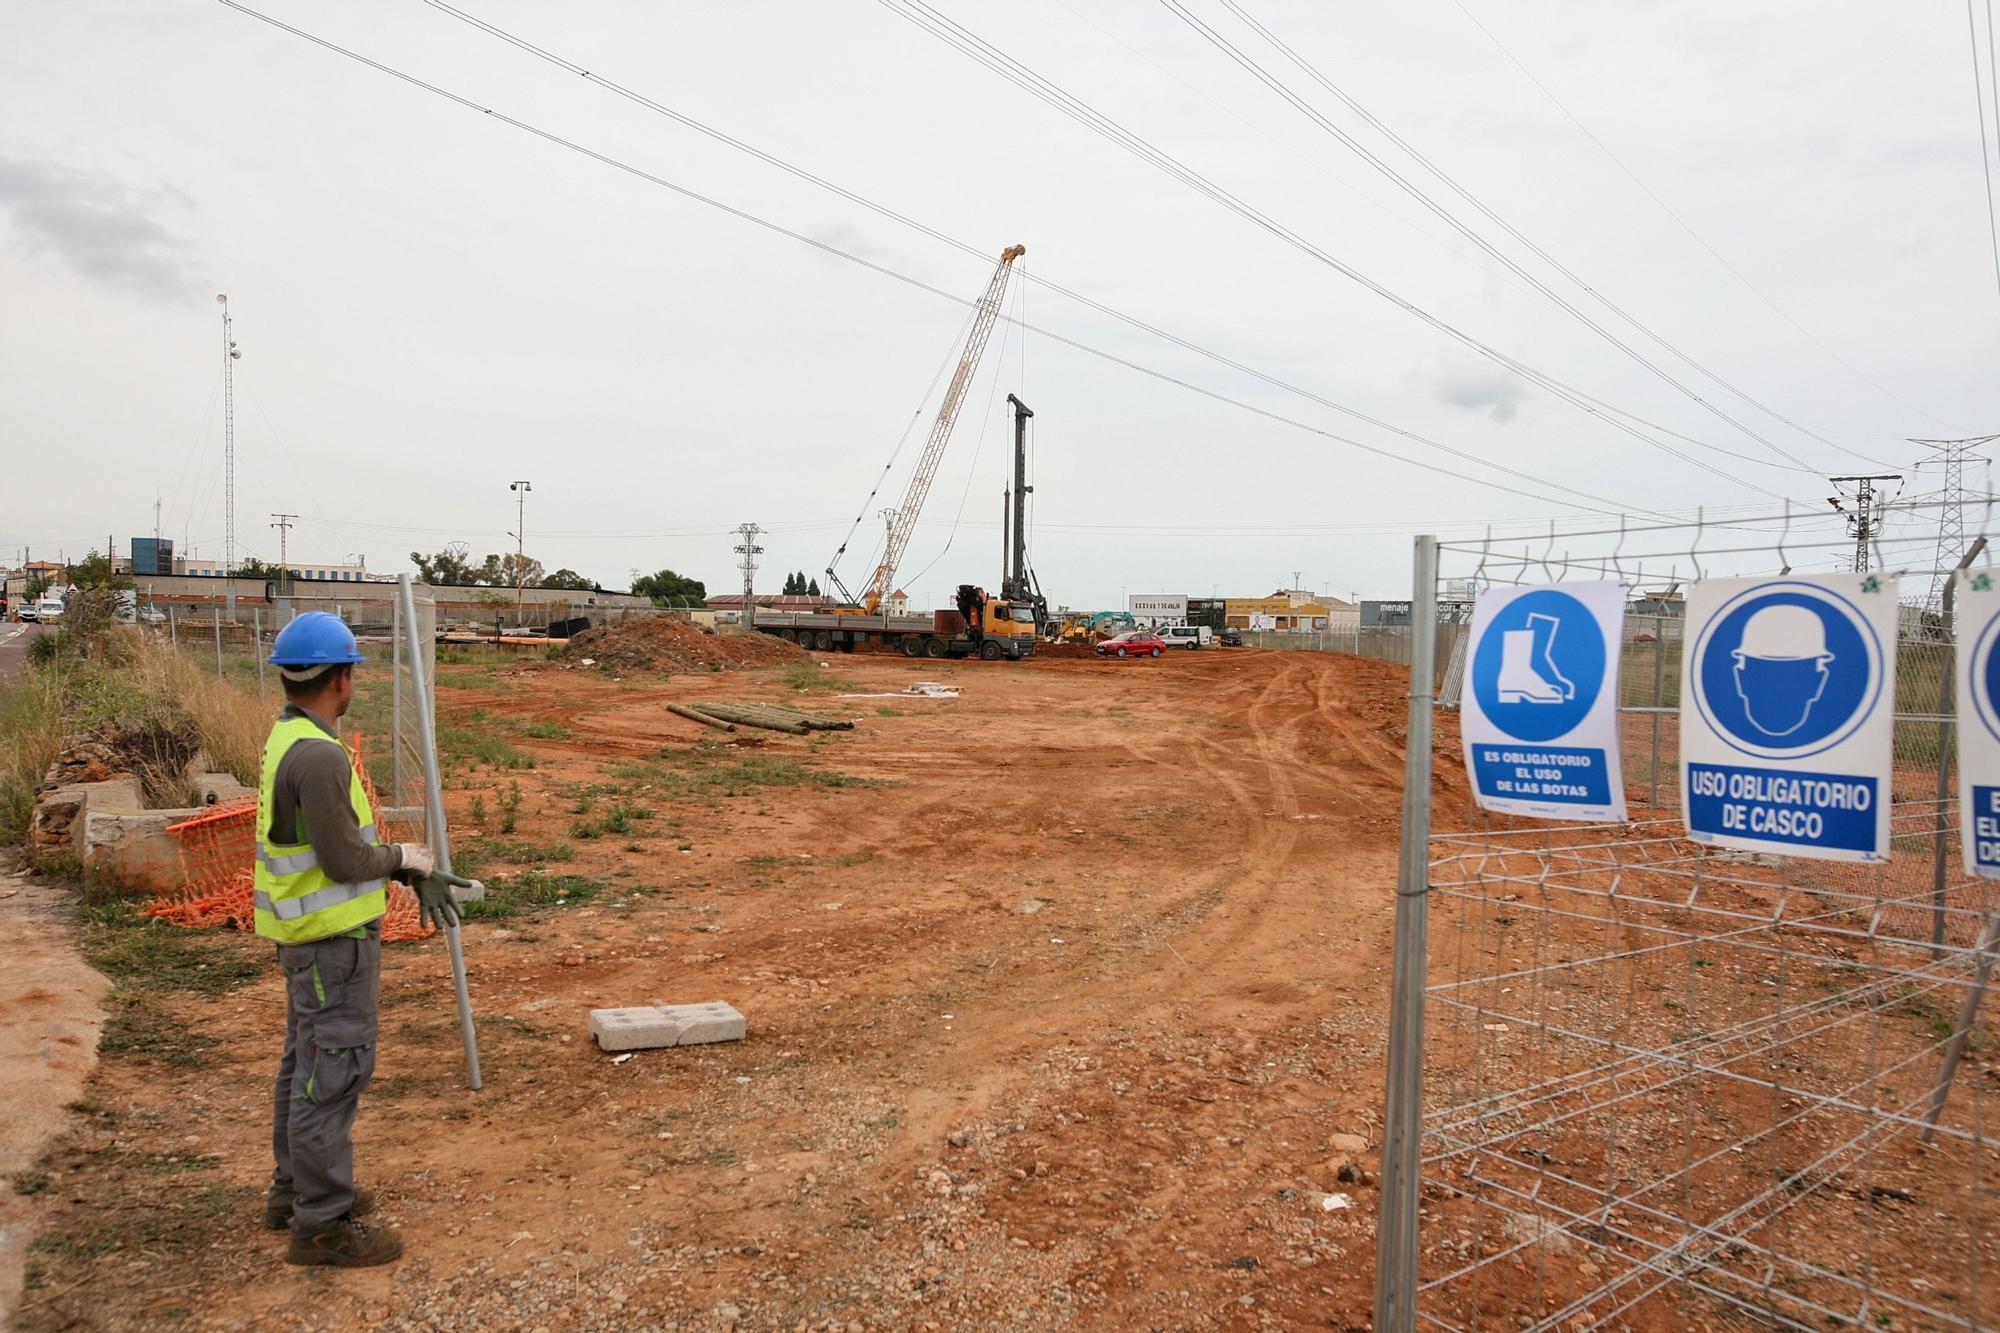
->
<box><xmin>269</xmin><ymin>925</ymin><xmax>381</xmax><ymax>1234</ymax></box>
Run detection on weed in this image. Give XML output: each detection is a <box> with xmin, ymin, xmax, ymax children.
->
<box><xmin>11</xmin><ymin>1170</ymin><xmax>51</xmax><ymax>1196</ymax></box>
<box><xmin>469</xmin><ymin>793</ymin><xmax>488</xmax><ymax>827</ymax></box>
<box><xmin>875</xmin><ymin>706</ymin><xmax>910</xmax><ymax>717</ymax></box>
<box><xmin>603</xmin><ymin>805</ymin><xmax>633</xmax><ymax>835</ymax></box>
<box><xmin>572</xmin><ymin>790</ymin><xmax>596</xmax><ymax>815</ymax></box>
<box><xmin>500</xmin><ymin>779</ymin><xmax>521</xmax><ymax>834</ymax></box>
<box><xmin>521</xmin><ymin>720</ymin><xmax>568</xmax><ymax>740</ymax></box>
<box><xmin>571</xmin><ymin>820</ymin><xmax>602</xmax><ymax>840</ymax></box>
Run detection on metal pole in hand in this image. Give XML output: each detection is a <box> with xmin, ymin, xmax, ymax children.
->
<box><xmin>398</xmin><ymin>574</ymin><xmax>483</xmax><ymax>1090</ymax></box>
<box><xmin>392</xmin><ymin>602</ymin><xmax>405</xmax><ymax>802</ymax></box>
<box><xmin>1374</xmin><ymin>534</ymin><xmax>1438</xmax><ymax>1333</ymax></box>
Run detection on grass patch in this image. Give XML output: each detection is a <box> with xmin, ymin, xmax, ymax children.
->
<box><xmin>81</xmin><ymin>898</ymin><xmax>264</xmax><ymax>995</ymax></box>
<box><xmin>470</xmin><ymin>837</ymin><xmax>574</xmax><ymax>865</ymax></box>
<box><xmin>99</xmin><ymin>996</ymin><xmax>221</xmax><ymax>1066</ymax></box>
<box><xmin>521</xmin><ymin>720</ymin><xmax>569</xmax><ymax>740</ymax></box>
<box><xmin>777</xmin><ymin>663</ymin><xmax>834</xmax><ymax>693</ymax></box>
<box><xmin>438</xmin><ymin>725</ymin><xmax>531</xmax><ymax>770</ymax></box>
<box><xmin>462</xmin><ymin>871</ymin><xmax>608</xmax><ymax>922</ymax></box>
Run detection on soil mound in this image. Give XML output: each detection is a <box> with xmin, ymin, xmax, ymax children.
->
<box><xmin>563</xmin><ymin>617</ymin><xmax>807</xmax><ymax>672</ymax></box>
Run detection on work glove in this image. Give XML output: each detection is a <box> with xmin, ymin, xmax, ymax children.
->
<box><xmin>394</xmin><ymin>843</ymin><xmax>435</xmax><ymax>879</ymax></box>
<box><xmin>414</xmin><ymin>870</ymin><xmax>472</xmax><ymax>931</ymax></box>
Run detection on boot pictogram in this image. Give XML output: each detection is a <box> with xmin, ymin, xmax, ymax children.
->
<box><xmin>1497</xmin><ymin>613</ymin><xmax>1575</xmax><ymax>705</ymax></box>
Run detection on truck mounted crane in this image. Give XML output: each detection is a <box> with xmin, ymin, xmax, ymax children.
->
<box><xmin>827</xmin><ymin>244</ymin><xmax>1025</xmax><ymax>615</ymax></box>
<box><xmin>751</xmin><ymin>244</ymin><xmax>1037</xmax><ymax>661</ymax></box>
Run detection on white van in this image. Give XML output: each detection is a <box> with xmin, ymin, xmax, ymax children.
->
<box><xmin>1158</xmin><ymin>624</ymin><xmax>1212</xmax><ymax>650</ymax></box>
<box><xmin>33</xmin><ymin>598</ymin><xmax>65</xmax><ymax>624</ymax></box>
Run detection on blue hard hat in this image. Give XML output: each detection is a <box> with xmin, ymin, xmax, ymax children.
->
<box><xmin>269</xmin><ymin>611</ymin><xmax>365</xmax><ymax>667</ymax></box>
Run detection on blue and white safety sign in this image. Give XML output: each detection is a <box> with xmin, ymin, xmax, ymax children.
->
<box><xmin>1459</xmin><ymin>581</ymin><xmax>1627</xmax><ymax>822</ymax></box>
<box><xmin>1681</xmin><ymin>574</ymin><xmax>1898</xmax><ymax>863</ymax></box>
<box><xmin>1953</xmin><ymin>567</ymin><xmax>2000</xmax><ymax>878</ymax></box>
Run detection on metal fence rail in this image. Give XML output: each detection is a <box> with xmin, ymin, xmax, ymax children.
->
<box><xmin>1376</xmin><ymin>510</ymin><xmax>2000</xmax><ymax>1331</ymax></box>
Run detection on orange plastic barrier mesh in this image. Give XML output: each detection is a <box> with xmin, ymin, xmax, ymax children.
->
<box><xmin>149</xmin><ymin>732</ymin><xmax>433</xmax><ymax>942</ymax></box>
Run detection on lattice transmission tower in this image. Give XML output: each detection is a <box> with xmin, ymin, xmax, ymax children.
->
<box><xmin>1913</xmin><ymin>436</ymin><xmax>1998</xmax><ymax>606</ymax></box>
<box><xmin>733</xmin><ymin>522</ymin><xmax>764</xmax><ymax>628</ymax></box>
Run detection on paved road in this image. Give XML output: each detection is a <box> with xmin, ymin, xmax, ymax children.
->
<box><xmin>0</xmin><ymin>623</ymin><xmax>43</xmax><ymax>682</ymax></box>
<box><xmin>0</xmin><ymin>864</ymin><xmax>108</xmax><ymax>1324</ymax></box>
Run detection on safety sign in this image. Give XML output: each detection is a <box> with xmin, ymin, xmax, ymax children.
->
<box><xmin>1460</xmin><ymin>581</ymin><xmax>1627</xmax><ymax>821</ymax></box>
<box><xmin>1953</xmin><ymin>568</ymin><xmax>2000</xmax><ymax>878</ymax></box>
<box><xmin>1681</xmin><ymin>573</ymin><xmax>1898</xmax><ymax>862</ymax></box>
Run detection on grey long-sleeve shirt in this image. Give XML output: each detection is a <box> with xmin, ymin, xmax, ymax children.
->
<box><xmin>265</xmin><ymin>704</ymin><xmax>406</xmax><ymax>887</ymax></box>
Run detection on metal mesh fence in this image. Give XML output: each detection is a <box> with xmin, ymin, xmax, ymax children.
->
<box><xmin>1378</xmin><ymin>512</ymin><xmax>2000</xmax><ymax>1331</ymax></box>
<box><xmin>152</xmin><ymin>592</ymin><xmax>436</xmax><ymax>845</ymax></box>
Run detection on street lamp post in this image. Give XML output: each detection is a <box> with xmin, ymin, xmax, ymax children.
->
<box><xmin>508</xmin><ymin>481</ymin><xmax>532</xmax><ymax>623</ymax></box>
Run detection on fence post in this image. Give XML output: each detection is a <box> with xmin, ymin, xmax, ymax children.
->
<box><xmin>1373</xmin><ymin>534</ymin><xmax>1438</xmax><ymax>1333</ymax></box>
<box><xmin>253</xmin><ymin>608</ymin><xmax>265</xmax><ymax>696</ymax></box>
<box><xmin>213</xmin><ymin>606</ymin><xmax>223</xmax><ymax>679</ymax></box>
<box><xmin>168</xmin><ymin>604</ymin><xmax>177</xmax><ymax>649</ymax></box>
<box><xmin>1933</xmin><ymin>540</ymin><xmax>1984</xmax><ymax>954</ymax></box>
<box><xmin>1650</xmin><ymin>616</ymin><xmax>1666</xmax><ymax>809</ymax></box>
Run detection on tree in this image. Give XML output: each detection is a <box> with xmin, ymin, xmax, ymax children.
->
<box><xmin>25</xmin><ymin>575</ymin><xmax>51</xmax><ymax>601</ymax></box>
<box><xmin>70</xmin><ymin>549</ymin><xmax>134</xmax><ymax>592</ymax></box>
<box><xmin>496</xmin><ymin>552</ymin><xmax>544</xmax><ymax>590</ymax></box>
<box><xmin>631</xmin><ymin>568</ymin><xmax>706</xmax><ymax>607</ymax></box>
<box><xmin>782</xmin><ymin>571</ymin><xmax>800</xmax><ymax>595</ymax></box>
<box><xmin>234</xmin><ymin>556</ymin><xmax>296</xmax><ymax>582</ymax></box>
<box><xmin>540</xmin><ymin>568</ymin><xmax>596</xmax><ymax>591</ymax></box>
<box><xmin>410</xmin><ymin>542</ymin><xmax>479</xmax><ymax>586</ymax></box>
<box><xmin>807</xmin><ymin>577</ymin><xmax>822</xmax><ymax>597</ymax></box>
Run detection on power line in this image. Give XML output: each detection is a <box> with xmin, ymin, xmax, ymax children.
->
<box><xmin>1449</xmin><ymin>0</ymin><xmax>1963</xmax><ymax>431</ymax></box>
<box><xmin>215</xmin><ymin>0</ymin><xmax>1695</xmax><ymax>517</ymax></box>
<box><xmin>1167</xmin><ymin>0</ymin><xmax>1899</xmax><ymax>472</ymax></box>
<box><xmin>406</xmin><ymin>0</ymin><xmax>1720</xmax><ymax>514</ymax></box>
<box><xmin>872</xmin><ymin>0</ymin><xmax>1793</xmax><ymax>494</ymax></box>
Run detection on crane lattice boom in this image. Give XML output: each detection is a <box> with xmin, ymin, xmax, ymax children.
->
<box><xmin>861</xmin><ymin>244</ymin><xmax>1025</xmax><ymax>612</ymax></box>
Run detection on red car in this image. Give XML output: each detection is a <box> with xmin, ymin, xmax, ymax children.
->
<box><xmin>1095</xmin><ymin>631</ymin><xmax>1167</xmax><ymax>659</ymax></box>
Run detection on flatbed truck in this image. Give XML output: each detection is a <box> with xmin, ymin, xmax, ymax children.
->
<box><xmin>748</xmin><ymin>600</ymin><xmax>1038</xmax><ymax>660</ymax></box>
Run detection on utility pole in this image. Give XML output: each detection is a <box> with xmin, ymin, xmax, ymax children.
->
<box><xmin>1913</xmin><ymin>436</ymin><xmax>1998</xmax><ymax>607</ymax></box>
<box><xmin>270</xmin><ymin>513</ymin><xmax>296</xmax><ymax>574</ymax></box>
<box><xmin>1829</xmin><ymin>475</ymin><xmax>1902</xmax><ymax>573</ymax></box>
<box><xmin>509</xmin><ymin>480</ymin><xmax>532</xmax><ymax>622</ymax></box>
<box><xmin>217</xmin><ymin>294</ymin><xmax>241</xmax><ymax>609</ymax></box>
<box><xmin>734</xmin><ymin>523</ymin><xmax>764</xmax><ymax>629</ymax></box>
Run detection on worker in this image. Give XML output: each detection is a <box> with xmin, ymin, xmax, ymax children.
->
<box><xmin>256</xmin><ymin>612</ymin><xmax>467</xmax><ymax>1268</ymax></box>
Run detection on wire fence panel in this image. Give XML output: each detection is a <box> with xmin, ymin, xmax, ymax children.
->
<box><xmin>1380</xmin><ymin>513</ymin><xmax>2000</xmax><ymax>1331</ymax></box>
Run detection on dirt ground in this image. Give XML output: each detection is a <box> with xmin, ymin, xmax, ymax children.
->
<box><xmin>14</xmin><ymin>646</ymin><xmax>1448</xmax><ymax>1332</ymax></box>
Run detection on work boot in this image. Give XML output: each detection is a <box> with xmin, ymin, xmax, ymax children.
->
<box><xmin>265</xmin><ymin>1185</ymin><xmax>376</xmax><ymax>1231</ymax></box>
<box><xmin>286</xmin><ymin>1217</ymin><xmax>404</xmax><ymax>1268</ymax></box>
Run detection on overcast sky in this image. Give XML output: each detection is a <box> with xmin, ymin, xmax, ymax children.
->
<box><xmin>2</xmin><ymin>0</ymin><xmax>1995</xmax><ymax>608</ymax></box>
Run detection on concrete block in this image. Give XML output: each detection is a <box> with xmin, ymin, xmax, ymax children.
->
<box><xmin>192</xmin><ymin>772</ymin><xmax>255</xmax><ymax>805</ymax></box>
<box><xmin>79</xmin><ymin>809</ymin><xmax>194</xmax><ymax>892</ymax></box>
<box><xmin>589</xmin><ymin>1002</ymin><xmax>746</xmax><ymax>1052</ymax></box>
<box><xmin>671</xmin><ymin>1001</ymin><xmax>747</xmax><ymax>1046</ymax></box>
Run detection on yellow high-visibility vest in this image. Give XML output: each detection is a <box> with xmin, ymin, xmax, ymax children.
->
<box><xmin>252</xmin><ymin>715</ymin><xmax>387</xmax><ymax>944</ymax></box>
